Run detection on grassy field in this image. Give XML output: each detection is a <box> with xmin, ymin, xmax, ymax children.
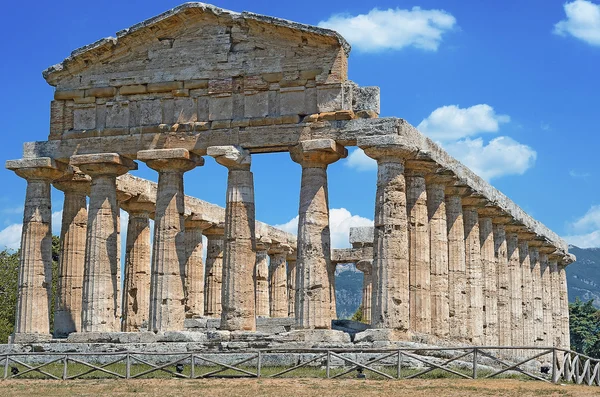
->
<box><xmin>0</xmin><ymin>378</ymin><xmax>597</xmax><ymax>397</ymax></box>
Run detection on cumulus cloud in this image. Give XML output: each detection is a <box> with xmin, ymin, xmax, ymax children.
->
<box><xmin>554</xmin><ymin>0</ymin><xmax>600</xmax><ymax>46</ymax></box>
<box><xmin>345</xmin><ymin>148</ymin><xmax>377</xmax><ymax>171</ymax></box>
<box><xmin>0</xmin><ymin>210</ymin><xmax>64</xmax><ymax>251</ymax></box>
<box><xmin>564</xmin><ymin>205</ymin><xmax>600</xmax><ymax>248</ymax></box>
<box><xmin>318</xmin><ymin>7</ymin><xmax>456</xmax><ymax>53</ymax></box>
<box><xmin>443</xmin><ymin>137</ymin><xmax>537</xmax><ymax>181</ymax></box>
<box><xmin>417</xmin><ymin>104</ymin><xmax>510</xmax><ymax>141</ymax></box>
<box><xmin>274</xmin><ymin>208</ymin><xmax>373</xmax><ymax>249</ymax></box>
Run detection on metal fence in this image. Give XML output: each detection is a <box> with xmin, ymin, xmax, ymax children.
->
<box><xmin>0</xmin><ymin>346</ymin><xmax>598</xmax><ymax>385</ymax></box>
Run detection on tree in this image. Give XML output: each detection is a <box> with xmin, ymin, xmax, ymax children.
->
<box><xmin>351</xmin><ymin>305</ymin><xmax>364</xmax><ymax>323</ymax></box>
<box><xmin>569</xmin><ymin>297</ymin><xmax>600</xmax><ymax>357</ymax></box>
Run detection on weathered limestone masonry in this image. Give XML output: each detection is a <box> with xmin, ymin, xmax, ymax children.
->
<box><xmin>7</xmin><ymin>3</ymin><xmax>574</xmax><ymax>348</ymax></box>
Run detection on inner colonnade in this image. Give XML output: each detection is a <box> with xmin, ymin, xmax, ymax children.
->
<box><xmin>5</xmin><ymin>3</ymin><xmax>573</xmax><ymax>350</ymax></box>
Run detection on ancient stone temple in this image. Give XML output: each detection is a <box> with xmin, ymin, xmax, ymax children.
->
<box><xmin>6</xmin><ymin>3</ymin><xmax>573</xmax><ymax>350</ymax></box>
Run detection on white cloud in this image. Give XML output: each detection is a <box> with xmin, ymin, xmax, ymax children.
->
<box><xmin>570</xmin><ymin>205</ymin><xmax>600</xmax><ymax>233</ymax></box>
<box><xmin>274</xmin><ymin>208</ymin><xmax>373</xmax><ymax>249</ymax></box>
<box><xmin>318</xmin><ymin>7</ymin><xmax>456</xmax><ymax>53</ymax></box>
<box><xmin>417</xmin><ymin>104</ymin><xmax>510</xmax><ymax>141</ymax></box>
<box><xmin>0</xmin><ymin>223</ymin><xmax>23</xmax><ymax>250</ymax></box>
<box><xmin>554</xmin><ymin>0</ymin><xmax>600</xmax><ymax>46</ymax></box>
<box><xmin>569</xmin><ymin>170</ymin><xmax>591</xmax><ymax>178</ymax></box>
<box><xmin>345</xmin><ymin>148</ymin><xmax>377</xmax><ymax>171</ymax></box>
<box><xmin>563</xmin><ymin>205</ymin><xmax>600</xmax><ymax>248</ymax></box>
<box><xmin>444</xmin><ymin>137</ymin><xmax>537</xmax><ymax>181</ymax></box>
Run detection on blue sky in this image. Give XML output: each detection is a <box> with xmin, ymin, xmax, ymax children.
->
<box><xmin>1</xmin><ymin>0</ymin><xmax>599</xmax><ymax>250</ymax></box>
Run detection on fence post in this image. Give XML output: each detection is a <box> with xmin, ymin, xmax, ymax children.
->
<box><xmin>126</xmin><ymin>352</ymin><xmax>131</xmax><ymax>379</ymax></box>
<box><xmin>62</xmin><ymin>355</ymin><xmax>68</xmax><ymax>380</ymax></box>
<box><xmin>257</xmin><ymin>351</ymin><xmax>262</xmax><ymax>378</ymax></box>
<box><xmin>472</xmin><ymin>348</ymin><xmax>478</xmax><ymax>379</ymax></box>
<box><xmin>397</xmin><ymin>351</ymin><xmax>402</xmax><ymax>379</ymax></box>
<box><xmin>326</xmin><ymin>351</ymin><xmax>331</xmax><ymax>378</ymax></box>
<box><xmin>4</xmin><ymin>354</ymin><xmax>9</xmax><ymax>379</ymax></box>
<box><xmin>551</xmin><ymin>348</ymin><xmax>558</xmax><ymax>383</ymax></box>
<box><xmin>191</xmin><ymin>353</ymin><xmax>195</xmax><ymax>379</ymax></box>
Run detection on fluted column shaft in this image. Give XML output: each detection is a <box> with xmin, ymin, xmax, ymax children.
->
<box><xmin>269</xmin><ymin>248</ymin><xmax>289</xmax><ymax>318</ymax></box>
<box><xmin>558</xmin><ymin>264</ymin><xmax>570</xmax><ymax>350</ymax></box>
<box><xmin>255</xmin><ymin>241</ymin><xmax>270</xmax><ymax>317</ymax></box>
<box><xmin>494</xmin><ymin>223</ymin><xmax>511</xmax><ymax>346</ymax></box>
<box><xmin>446</xmin><ymin>194</ymin><xmax>468</xmax><ymax>341</ymax></box>
<box><xmin>540</xmin><ymin>252</ymin><xmax>553</xmax><ymax>345</ymax></box>
<box><xmin>53</xmin><ymin>175</ymin><xmax>89</xmax><ymax>336</ymax></box>
<box><xmin>549</xmin><ymin>259</ymin><xmax>561</xmax><ymax>347</ymax></box>
<box><xmin>287</xmin><ymin>259</ymin><xmax>297</xmax><ymax>317</ymax></box>
<box><xmin>356</xmin><ymin>260</ymin><xmax>373</xmax><ymax>324</ymax></box>
<box><xmin>507</xmin><ymin>232</ymin><xmax>523</xmax><ymax>346</ymax></box>
<box><xmin>479</xmin><ymin>217</ymin><xmax>497</xmax><ymax>345</ymax></box>
<box><xmin>530</xmin><ymin>247</ymin><xmax>544</xmax><ymax>345</ymax></box>
<box><xmin>8</xmin><ymin>159</ymin><xmax>63</xmax><ymax>336</ymax></box>
<box><xmin>204</xmin><ymin>231</ymin><xmax>224</xmax><ymax>317</ymax></box>
<box><xmin>520</xmin><ymin>239</ymin><xmax>534</xmax><ymax>345</ymax></box>
<box><xmin>208</xmin><ymin>145</ymin><xmax>256</xmax><ymax>331</ymax></box>
<box><xmin>426</xmin><ymin>182</ymin><xmax>450</xmax><ymax>339</ymax></box>
<box><xmin>406</xmin><ymin>166</ymin><xmax>430</xmax><ymax>335</ymax></box>
<box><xmin>290</xmin><ymin>140</ymin><xmax>345</xmax><ymax>329</ymax></box>
<box><xmin>122</xmin><ymin>209</ymin><xmax>151</xmax><ymax>331</ymax></box>
<box><xmin>463</xmin><ymin>206</ymin><xmax>483</xmax><ymax>344</ymax></box>
<box><xmin>184</xmin><ymin>219</ymin><xmax>211</xmax><ymax>318</ymax></box>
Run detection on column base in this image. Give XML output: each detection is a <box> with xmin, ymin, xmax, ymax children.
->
<box><xmin>11</xmin><ymin>333</ymin><xmax>53</xmax><ymax>344</ymax></box>
<box><xmin>353</xmin><ymin>328</ymin><xmax>412</xmax><ymax>343</ymax></box>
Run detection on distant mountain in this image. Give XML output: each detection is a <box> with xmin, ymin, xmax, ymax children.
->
<box><xmin>566</xmin><ymin>246</ymin><xmax>600</xmax><ymax>307</ymax></box>
<box><xmin>335</xmin><ymin>264</ymin><xmax>363</xmax><ymax>319</ymax></box>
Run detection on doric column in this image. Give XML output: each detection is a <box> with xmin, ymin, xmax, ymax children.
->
<box><xmin>445</xmin><ymin>188</ymin><xmax>468</xmax><ymax>341</ymax></box>
<box><xmin>529</xmin><ymin>244</ymin><xmax>544</xmax><ymax>345</ymax></box>
<box><xmin>6</xmin><ymin>158</ymin><xmax>63</xmax><ymax>338</ymax></box>
<box><xmin>463</xmin><ymin>202</ymin><xmax>484</xmax><ymax>345</ymax></box>
<box><xmin>558</xmin><ymin>260</ymin><xmax>571</xmax><ymax>350</ymax></box>
<box><xmin>208</xmin><ymin>145</ymin><xmax>256</xmax><ymax>331</ymax></box>
<box><xmin>204</xmin><ymin>225</ymin><xmax>225</xmax><ymax>317</ymax></box>
<box><xmin>356</xmin><ymin>259</ymin><xmax>373</xmax><ymax>324</ymax></box>
<box><xmin>506</xmin><ymin>227</ymin><xmax>523</xmax><ymax>346</ymax></box>
<box><xmin>426</xmin><ymin>176</ymin><xmax>450</xmax><ymax>339</ymax></box>
<box><xmin>478</xmin><ymin>212</ymin><xmax>497</xmax><ymax>346</ymax></box>
<box><xmin>519</xmin><ymin>235</ymin><xmax>535</xmax><ymax>346</ymax></box>
<box><xmin>120</xmin><ymin>198</ymin><xmax>153</xmax><ymax>332</ymax></box>
<box><xmin>548</xmin><ymin>254</ymin><xmax>562</xmax><ymax>347</ymax></box>
<box><xmin>255</xmin><ymin>238</ymin><xmax>271</xmax><ymax>318</ymax></box>
<box><xmin>405</xmin><ymin>161</ymin><xmax>432</xmax><ymax>335</ymax></box>
<box><xmin>290</xmin><ymin>139</ymin><xmax>346</xmax><ymax>329</ymax></box>
<box><xmin>52</xmin><ymin>169</ymin><xmax>90</xmax><ymax>336</ymax></box>
<box><xmin>360</xmin><ymin>137</ymin><xmax>412</xmax><ymax>333</ymax></box>
<box><xmin>184</xmin><ymin>216</ymin><xmax>212</xmax><ymax>318</ymax></box>
<box><xmin>138</xmin><ymin>148</ymin><xmax>203</xmax><ymax>332</ymax></box>
<box><xmin>287</xmin><ymin>256</ymin><xmax>297</xmax><ymax>317</ymax></box>
<box><xmin>539</xmin><ymin>247</ymin><xmax>554</xmax><ymax>346</ymax></box>
<box><xmin>494</xmin><ymin>222</ymin><xmax>511</xmax><ymax>346</ymax></box>
<box><xmin>269</xmin><ymin>244</ymin><xmax>291</xmax><ymax>318</ymax></box>
<box><xmin>71</xmin><ymin>153</ymin><xmax>136</xmax><ymax>332</ymax></box>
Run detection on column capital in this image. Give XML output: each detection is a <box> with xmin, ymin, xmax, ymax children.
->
<box><xmin>53</xmin><ymin>166</ymin><xmax>91</xmax><ymax>195</ymax></box>
<box><xmin>462</xmin><ymin>195</ymin><xmax>488</xmax><ymax>208</ymax></box>
<box><xmin>445</xmin><ymin>185</ymin><xmax>471</xmax><ymax>197</ymax></box>
<box><xmin>207</xmin><ymin>145</ymin><xmax>250</xmax><ymax>170</ymax></box>
<box><xmin>71</xmin><ymin>153</ymin><xmax>137</xmax><ymax>177</ymax></box>
<box><xmin>289</xmin><ymin>139</ymin><xmax>347</xmax><ymax>168</ymax></box>
<box><xmin>356</xmin><ymin>259</ymin><xmax>373</xmax><ymax>274</ymax></box>
<box><xmin>138</xmin><ymin>148</ymin><xmax>203</xmax><ymax>172</ymax></box>
<box><xmin>256</xmin><ymin>236</ymin><xmax>272</xmax><ymax>252</ymax></box>
<box><xmin>425</xmin><ymin>173</ymin><xmax>455</xmax><ymax>185</ymax></box>
<box><xmin>404</xmin><ymin>160</ymin><xmax>439</xmax><ymax>176</ymax></box>
<box><xmin>120</xmin><ymin>196</ymin><xmax>155</xmax><ymax>216</ymax></box>
<box><xmin>358</xmin><ymin>135</ymin><xmax>417</xmax><ymax>163</ymax></box>
<box><xmin>184</xmin><ymin>214</ymin><xmax>213</xmax><ymax>230</ymax></box>
<box><xmin>269</xmin><ymin>243</ymin><xmax>293</xmax><ymax>256</ymax></box>
<box><xmin>204</xmin><ymin>223</ymin><xmax>225</xmax><ymax>237</ymax></box>
<box><xmin>6</xmin><ymin>157</ymin><xmax>65</xmax><ymax>181</ymax></box>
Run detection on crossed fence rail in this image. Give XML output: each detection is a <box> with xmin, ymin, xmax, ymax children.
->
<box><xmin>0</xmin><ymin>346</ymin><xmax>598</xmax><ymax>385</ymax></box>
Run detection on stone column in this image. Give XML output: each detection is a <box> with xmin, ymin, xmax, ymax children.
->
<box><xmin>269</xmin><ymin>244</ymin><xmax>291</xmax><ymax>318</ymax></box>
<box><xmin>539</xmin><ymin>248</ymin><xmax>554</xmax><ymax>346</ymax></box>
<box><xmin>184</xmin><ymin>216</ymin><xmax>212</xmax><ymax>318</ymax></box>
<box><xmin>204</xmin><ymin>225</ymin><xmax>225</xmax><ymax>317</ymax></box>
<box><xmin>479</xmin><ymin>213</ymin><xmax>497</xmax><ymax>346</ymax></box>
<box><xmin>548</xmin><ymin>254</ymin><xmax>562</xmax><ymax>347</ymax></box>
<box><xmin>405</xmin><ymin>161</ymin><xmax>431</xmax><ymax>335</ymax></box>
<box><xmin>463</xmin><ymin>203</ymin><xmax>484</xmax><ymax>345</ymax></box>
<box><xmin>290</xmin><ymin>139</ymin><xmax>346</xmax><ymax>329</ymax></box>
<box><xmin>529</xmin><ymin>244</ymin><xmax>544</xmax><ymax>345</ymax></box>
<box><xmin>356</xmin><ymin>259</ymin><xmax>373</xmax><ymax>324</ymax></box>
<box><xmin>360</xmin><ymin>138</ymin><xmax>411</xmax><ymax>333</ymax></box>
<box><xmin>52</xmin><ymin>170</ymin><xmax>90</xmax><ymax>336</ymax></box>
<box><xmin>71</xmin><ymin>153</ymin><xmax>136</xmax><ymax>332</ymax></box>
<box><xmin>506</xmin><ymin>227</ymin><xmax>523</xmax><ymax>346</ymax></box>
<box><xmin>6</xmin><ymin>158</ymin><xmax>63</xmax><ymax>338</ymax></box>
<box><xmin>494</xmin><ymin>222</ymin><xmax>511</xmax><ymax>346</ymax></box>
<box><xmin>255</xmin><ymin>238</ymin><xmax>271</xmax><ymax>318</ymax></box>
<box><xmin>426</xmin><ymin>177</ymin><xmax>450</xmax><ymax>339</ymax></box>
<box><xmin>446</xmin><ymin>188</ymin><xmax>468</xmax><ymax>341</ymax></box>
<box><xmin>519</xmin><ymin>235</ymin><xmax>534</xmax><ymax>346</ymax></box>
<box><xmin>287</xmin><ymin>256</ymin><xmax>297</xmax><ymax>317</ymax></box>
<box><xmin>138</xmin><ymin>149</ymin><xmax>203</xmax><ymax>332</ymax></box>
<box><xmin>208</xmin><ymin>145</ymin><xmax>256</xmax><ymax>331</ymax></box>
<box><xmin>120</xmin><ymin>198</ymin><xmax>153</xmax><ymax>332</ymax></box>
<box><xmin>558</xmin><ymin>261</ymin><xmax>571</xmax><ymax>350</ymax></box>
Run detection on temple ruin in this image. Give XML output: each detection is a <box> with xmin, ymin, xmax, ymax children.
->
<box><xmin>5</xmin><ymin>3</ymin><xmax>573</xmax><ymax>350</ymax></box>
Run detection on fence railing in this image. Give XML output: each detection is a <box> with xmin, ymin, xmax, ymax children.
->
<box><xmin>0</xmin><ymin>346</ymin><xmax>598</xmax><ymax>385</ymax></box>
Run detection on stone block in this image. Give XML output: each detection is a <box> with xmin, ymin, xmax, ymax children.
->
<box><xmin>354</xmin><ymin>329</ymin><xmax>404</xmax><ymax>343</ymax></box>
<box><xmin>120</xmin><ymin>84</ymin><xmax>147</xmax><ymax>95</ymax></box>
<box><xmin>193</xmin><ymin>121</ymin><xmax>211</xmax><ymax>131</ymax></box>
<box><xmin>139</xmin><ymin>100</ymin><xmax>162</xmax><ymax>125</ymax></box>
<box><xmin>173</xmin><ymin>89</ymin><xmax>190</xmax><ymax>97</ymax></box>
<box><xmin>350</xmin><ymin>226</ymin><xmax>374</xmax><ymax>246</ymax></box>
<box><xmin>73</xmin><ymin>96</ymin><xmax>96</xmax><ymax>104</ymax></box>
<box><xmin>118</xmin><ymin>332</ymin><xmax>158</xmax><ymax>343</ymax></box>
<box><xmin>353</xmin><ymin>86</ymin><xmax>380</xmax><ymax>114</ymax></box>
<box><xmin>279</xmin><ymin>86</ymin><xmax>305</xmax><ymax>115</ymax></box>
<box><xmin>147</xmin><ymin>81</ymin><xmax>183</xmax><ymax>93</ymax></box>
<box><xmin>174</xmin><ymin>98</ymin><xmax>197</xmax><ymax>123</ymax></box>
<box><xmin>317</xmin><ymin>84</ymin><xmax>344</xmax><ymax>112</ymax></box>
<box><xmin>106</xmin><ymin>101</ymin><xmax>130</xmax><ymax>128</ymax></box>
<box><xmin>12</xmin><ymin>333</ymin><xmax>53</xmax><ymax>344</ymax></box>
<box><xmin>262</xmin><ymin>72</ymin><xmax>283</xmax><ymax>83</ymax></box>
<box><xmin>86</xmin><ymin>87</ymin><xmax>117</xmax><ymax>98</ymax></box>
<box><xmin>73</xmin><ymin>105</ymin><xmax>96</xmax><ymax>130</ymax></box>
<box><xmin>211</xmin><ymin>119</ymin><xmax>231</xmax><ymax>129</ymax></box>
<box><xmin>54</xmin><ymin>89</ymin><xmax>84</xmax><ymax>100</ymax></box>
<box><xmin>156</xmin><ymin>331</ymin><xmax>208</xmax><ymax>343</ymax></box>
<box><xmin>184</xmin><ymin>318</ymin><xmax>209</xmax><ymax>328</ymax></box>
<box><xmin>208</xmin><ymin>79</ymin><xmax>233</xmax><ymax>95</ymax></box>
<box><xmin>286</xmin><ymin>329</ymin><xmax>352</xmax><ymax>343</ymax></box>
<box><xmin>184</xmin><ymin>79</ymin><xmax>208</xmax><ymax>90</ymax></box>
<box><xmin>244</xmin><ymin>91</ymin><xmax>269</xmax><ymax>118</ymax></box>
<box><xmin>209</xmin><ymin>95</ymin><xmax>233</xmax><ymax>120</ymax></box>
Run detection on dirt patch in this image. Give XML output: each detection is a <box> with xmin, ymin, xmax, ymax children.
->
<box><xmin>0</xmin><ymin>378</ymin><xmax>594</xmax><ymax>397</ymax></box>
